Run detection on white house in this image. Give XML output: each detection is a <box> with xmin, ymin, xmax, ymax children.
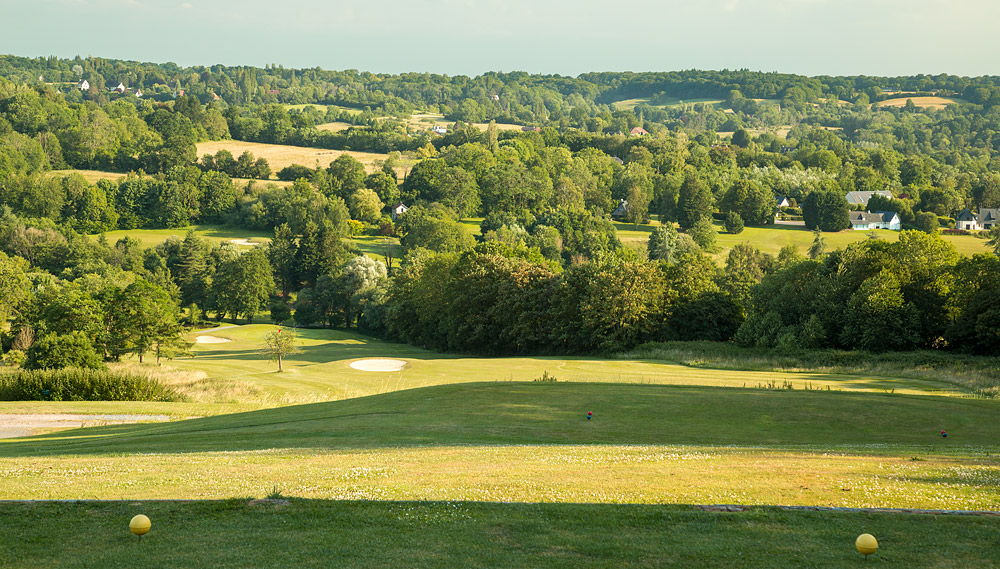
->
<box><xmin>845</xmin><ymin>190</ymin><xmax>893</xmax><ymax>207</ymax></box>
<box><xmin>111</xmin><ymin>82</ymin><xmax>126</xmax><ymax>93</ymax></box>
<box><xmin>431</xmin><ymin>125</ymin><xmax>447</xmax><ymax>135</ymax></box>
<box><xmin>955</xmin><ymin>208</ymin><xmax>999</xmax><ymax>231</ymax></box>
<box><xmin>850</xmin><ymin>211</ymin><xmax>901</xmax><ymax>231</ymax></box>
<box><xmin>390</xmin><ymin>203</ymin><xmax>409</xmax><ymax>221</ymax></box>
<box><xmin>77</xmin><ymin>79</ymin><xmax>90</xmax><ymax>91</ymax></box>
<box><xmin>135</xmin><ymin>89</ymin><xmax>143</xmax><ymax>98</ymax></box>
<box><xmin>776</xmin><ymin>196</ymin><xmax>791</xmax><ymax>208</ymax></box>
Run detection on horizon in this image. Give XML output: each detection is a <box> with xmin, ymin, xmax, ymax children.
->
<box><xmin>3</xmin><ymin>0</ymin><xmax>1000</xmax><ymax>78</ymax></box>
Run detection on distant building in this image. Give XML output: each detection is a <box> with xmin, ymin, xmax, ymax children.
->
<box><xmin>77</xmin><ymin>79</ymin><xmax>90</xmax><ymax>91</ymax></box>
<box><xmin>849</xmin><ymin>211</ymin><xmax>901</xmax><ymax>231</ymax></box>
<box><xmin>521</xmin><ymin>126</ymin><xmax>542</xmax><ymax>132</ymax></box>
<box><xmin>490</xmin><ymin>94</ymin><xmax>500</xmax><ymax>102</ymax></box>
<box><xmin>390</xmin><ymin>203</ymin><xmax>409</xmax><ymax>221</ymax></box>
<box><xmin>776</xmin><ymin>196</ymin><xmax>791</xmax><ymax>208</ymax></box>
<box><xmin>955</xmin><ymin>208</ymin><xmax>999</xmax><ymax>231</ymax></box>
<box><xmin>630</xmin><ymin>126</ymin><xmax>649</xmax><ymax>136</ymax></box>
<box><xmin>845</xmin><ymin>190</ymin><xmax>893</xmax><ymax>207</ymax></box>
<box><xmin>431</xmin><ymin>125</ymin><xmax>447</xmax><ymax>135</ymax></box>
<box><xmin>135</xmin><ymin>89</ymin><xmax>143</xmax><ymax>98</ymax></box>
<box><xmin>611</xmin><ymin>199</ymin><xmax>628</xmax><ymax>219</ymax></box>
<box><xmin>110</xmin><ymin>82</ymin><xmax>126</xmax><ymax>93</ymax></box>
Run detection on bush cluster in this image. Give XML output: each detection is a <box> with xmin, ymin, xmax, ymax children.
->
<box><xmin>0</xmin><ymin>369</ymin><xmax>183</xmax><ymax>402</ymax></box>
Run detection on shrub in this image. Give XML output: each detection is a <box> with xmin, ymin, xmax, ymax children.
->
<box><xmin>23</xmin><ymin>332</ymin><xmax>104</xmax><ymax>370</ymax></box>
<box><xmin>2</xmin><ymin>350</ymin><xmax>26</xmax><ymax>368</ymax></box>
<box><xmin>724</xmin><ymin>211</ymin><xmax>745</xmax><ymax>234</ymax></box>
<box><xmin>0</xmin><ymin>369</ymin><xmax>183</xmax><ymax>401</ymax></box>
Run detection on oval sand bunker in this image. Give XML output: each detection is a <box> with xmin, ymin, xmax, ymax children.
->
<box><xmin>196</xmin><ymin>335</ymin><xmax>232</xmax><ymax>344</ymax></box>
<box><xmin>349</xmin><ymin>359</ymin><xmax>407</xmax><ymax>372</ymax></box>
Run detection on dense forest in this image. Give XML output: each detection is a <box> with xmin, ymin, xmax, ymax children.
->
<box><xmin>1</xmin><ymin>54</ymin><xmax>999</xmax><ymax>371</ymax></box>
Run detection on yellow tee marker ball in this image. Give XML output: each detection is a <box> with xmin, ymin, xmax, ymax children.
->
<box><xmin>855</xmin><ymin>533</ymin><xmax>878</xmax><ymax>556</ymax></box>
<box><xmin>129</xmin><ymin>514</ymin><xmax>151</xmax><ymax>536</ymax></box>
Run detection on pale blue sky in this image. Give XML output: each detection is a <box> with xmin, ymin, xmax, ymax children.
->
<box><xmin>2</xmin><ymin>0</ymin><xmax>999</xmax><ymax>77</ymax></box>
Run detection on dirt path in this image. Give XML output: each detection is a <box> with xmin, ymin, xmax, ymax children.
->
<box><xmin>0</xmin><ymin>414</ymin><xmax>171</xmax><ymax>439</ymax></box>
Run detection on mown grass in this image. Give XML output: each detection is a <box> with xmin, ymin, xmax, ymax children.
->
<box><xmin>3</xmin><ymin>501</ymin><xmax>997</xmax><ymax>569</ymax></box>
<box><xmin>95</xmin><ymin>224</ymin><xmax>272</xmax><ymax>248</ymax></box>
<box><xmin>165</xmin><ymin>325</ymin><xmax>969</xmax><ymax>407</ymax></box>
<box><xmin>622</xmin><ymin>342</ymin><xmax>1000</xmax><ymax>396</ymax></box>
<box><xmin>2</xmin><ymin>383</ymin><xmax>998</xmax><ymax>507</ymax></box>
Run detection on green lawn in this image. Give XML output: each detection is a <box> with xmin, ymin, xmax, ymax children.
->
<box><xmin>614</xmin><ymin>219</ymin><xmax>990</xmax><ymax>260</ymax></box>
<box><xmin>94</xmin><ymin>225</ymin><xmax>272</xmax><ymax>249</ymax></box>
<box><xmin>2</xmin><ymin>383</ymin><xmax>998</xmax><ymax>507</ymax></box>
<box><xmin>3</xmin><ymin>501</ymin><xmax>997</xmax><ymax>569</ymax></box>
<box><xmin>165</xmin><ymin>325</ymin><xmax>968</xmax><ymax>406</ymax></box>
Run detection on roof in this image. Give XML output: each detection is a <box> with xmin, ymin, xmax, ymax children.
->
<box><xmin>850</xmin><ymin>211</ymin><xmax>898</xmax><ymax>225</ymax></box>
<box><xmin>630</xmin><ymin>127</ymin><xmax>649</xmax><ymax>135</ymax></box>
<box><xmin>845</xmin><ymin>190</ymin><xmax>893</xmax><ymax>205</ymax></box>
<box><xmin>391</xmin><ymin>202</ymin><xmax>408</xmax><ymax>210</ymax></box>
<box><xmin>979</xmin><ymin>208</ymin><xmax>1000</xmax><ymax>222</ymax></box>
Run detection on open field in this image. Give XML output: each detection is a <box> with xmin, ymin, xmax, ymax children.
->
<box><xmin>92</xmin><ymin>224</ymin><xmax>272</xmax><ymax>249</ymax></box>
<box><xmin>195</xmin><ymin>140</ymin><xmax>393</xmax><ymax>175</ymax></box>
<box><xmin>48</xmin><ymin>169</ymin><xmax>126</xmax><ymax>183</ymax></box>
<box><xmin>285</xmin><ymin>103</ymin><xmax>362</xmax><ymax>115</ymax></box>
<box><xmin>613</xmin><ymin>219</ymin><xmax>990</xmax><ymax>259</ymax></box>
<box><xmin>3</xmin><ymin>501</ymin><xmax>998</xmax><ymax>569</ymax></box>
<box><xmin>315</xmin><ymin>121</ymin><xmax>355</xmax><ymax>132</ymax></box>
<box><xmin>876</xmin><ymin>97</ymin><xmax>964</xmax><ymax>110</ymax></box>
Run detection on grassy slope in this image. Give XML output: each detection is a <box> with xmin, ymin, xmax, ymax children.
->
<box><xmin>167</xmin><ymin>325</ymin><xmax>967</xmax><ymax>404</ymax></box>
<box><xmin>2</xmin><ymin>383</ymin><xmax>998</xmax><ymax>508</ymax></box>
<box><xmin>194</xmin><ymin>140</ymin><xmax>392</xmax><ymax>175</ymax></box>
<box><xmin>3</xmin><ymin>501</ymin><xmax>997</xmax><ymax>569</ymax></box>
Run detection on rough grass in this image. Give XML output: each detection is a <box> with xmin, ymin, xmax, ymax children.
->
<box><xmin>621</xmin><ymin>342</ymin><xmax>1000</xmax><ymax>396</ymax></box>
<box><xmin>0</xmin><ymin>368</ymin><xmax>182</xmax><ymax>402</ymax></box>
<box><xmin>3</xmin><ymin>501</ymin><xmax>998</xmax><ymax>569</ymax></box>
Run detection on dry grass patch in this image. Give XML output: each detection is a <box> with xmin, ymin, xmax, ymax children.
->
<box><xmin>876</xmin><ymin>97</ymin><xmax>964</xmax><ymax>110</ymax></box>
<box><xmin>316</xmin><ymin>122</ymin><xmax>354</xmax><ymax>132</ymax></box>
<box><xmin>48</xmin><ymin>169</ymin><xmax>126</xmax><ymax>183</ymax></box>
<box><xmin>195</xmin><ymin>140</ymin><xmax>392</xmax><ymax>176</ymax></box>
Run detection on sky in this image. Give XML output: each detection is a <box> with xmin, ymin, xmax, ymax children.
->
<box><xmin>3</xmin><ymin>0</ymin><xmax>1000</xmax><ymax>77</ymax></box>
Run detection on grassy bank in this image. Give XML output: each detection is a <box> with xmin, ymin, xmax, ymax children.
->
<box><xmin>621</xmin><ymin>342</ymin><xmax>1000</xmax><ymax>396</ymax></box>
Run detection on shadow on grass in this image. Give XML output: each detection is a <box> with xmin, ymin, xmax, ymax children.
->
<box><xmin>2</xmin><ymin>383</ymin><xmax>999</xmax><ymax>458</ymax></box>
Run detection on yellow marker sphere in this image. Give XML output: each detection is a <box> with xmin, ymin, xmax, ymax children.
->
<box><xmin>856</xmin><ymin>533</ymin><xmax>878</xmax><ymax>556</ymax></box>
<box><xmin>129</xmin><ymin>514</ymin><xmax>151</xmax><ymax>536</ymax></box>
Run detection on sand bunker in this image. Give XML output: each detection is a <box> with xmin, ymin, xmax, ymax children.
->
<box><xmin>230</xmin><ymin>238</ymin><xmax>262</xmax><ymax>247</ymax></box>
<box><xmin>196</xmin><ymin>335</ymin><xmax>232</xmax><ymax>344</ymax></box>
<box><xmin>349</xmin><ymin>359</ymin><xmax>407</xmax><ymax>372</ymax></box>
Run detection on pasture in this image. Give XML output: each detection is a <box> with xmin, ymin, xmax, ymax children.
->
<box><xmin>876</xmin><ymin>96</ymin><xmax>964</xmax><ymax>110</ymax></box>
<box><xmin>195</xmin><ymin>140</ymin><xmax>394</xmax><ymax>176</ymax></box>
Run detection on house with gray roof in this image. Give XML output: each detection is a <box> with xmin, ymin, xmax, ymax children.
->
<box><xmin>845</xmin><ymin>190</ymin><xmax>893</xmax><ymax>207</ymax></box>
<box><xmin>850</xmin><ymin>211</ymin><xmax>901</xmax><ymax>231</ymax></box>
<box><xmin>955</xmin><ymin>208</ymin><xmax>999</xmax><ymax>231</ymax></box>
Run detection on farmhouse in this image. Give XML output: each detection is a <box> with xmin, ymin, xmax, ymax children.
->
<box><xmin>390</xmin><ymin>202</ymin><xmax>409</xmax><ymax>220</ymax></box>
<box><xmin>955</xmin><ymin>208</ymin><xmax>999</xmax><ymax>230</ymax></box>
<box><xmin>77</xmin><ymin>79</ymin><xmax>89</xmax><ymax>91</ymax></box>
<box><xmin>845</xmin><ymin>190</ymin><xmax>893</xmax><ymax>207</ymax></box>
<box><xmin>849</xmin><ymin>211</ymin><xmax>901</xmax><ymax>231</ymax></box>
<box><xmin>630</xmin><ymin>127</ymin><xmax>649</xmax><ymax>136</ymax></box>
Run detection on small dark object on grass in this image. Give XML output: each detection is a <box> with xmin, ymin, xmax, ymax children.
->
<box><xmin>941</xmin><ymin>430</ymin><xmax>947</xmax><ymax>438</ymax></box>
<box><xmin>587</xmin><ymin>411</ymin><xmax>592</xmax><ymax>420</ymax></box>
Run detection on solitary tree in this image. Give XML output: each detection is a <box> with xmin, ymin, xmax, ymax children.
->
<box><xmin>259</xmin><ymin>328</ymin><xmax>301</xmax><ymax>372</ymax></box>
